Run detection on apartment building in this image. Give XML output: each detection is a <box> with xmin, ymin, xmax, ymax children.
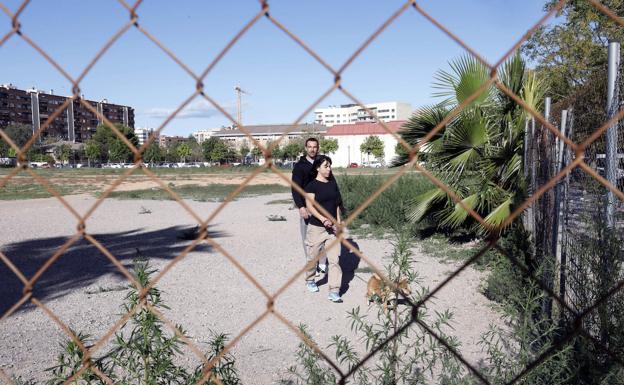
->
<box><xmin>314</xmin><ymin>101</ymin><xmax>411</xmax><ymax>127</ymax></box>
<box><xmin>0</xmin><ymin>84</ymin><xmax>134</xmax><ymax>142</ymax></box>
<box><xmin>134</xmin><ymin>127</ymin><xmax>159</xmax><ymax>147</ymax></box>
<box><xmin>159</xmin><ymin>135</ymin><xmax>190</xmax><ymax>149</ymax></box>
<box><xmin>192</xmin><ymin>129</ymin><xmax>215</xmax><ymax>144</ymax></box>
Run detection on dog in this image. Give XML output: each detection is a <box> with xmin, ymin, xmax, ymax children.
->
<box><xmin>366</xmin><ymin>273</ymin><xmax>412</xmax><ymax>313</ymax></box>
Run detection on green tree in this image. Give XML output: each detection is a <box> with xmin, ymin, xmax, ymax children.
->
<box><xmin>176</xmin><ymin>143</ymin><xmax>192</xmax><ymax>163</ymax></box>
<box><xmin>251</xmin><ymin>146</ymin><xmax>263</xmax><ymax>162</ymax></box>
<box><xmin>202</xmin><ymin>137</ymin><xmax>222</xmax><ymax>162</ymax></box>
<box><xmin>225</xmin><ymin>147</ymin><xmax>238</xmax><ymax>164</ymax></box>
<box><xmin>164</xmin><ymin>143</ymin><xmax>178</xmax><ymax>162</ymax></box>
<box><xmin>283</xmin><ymin>141</ymin><xmax>303</xmax><ymax>160</ymax></box>
<box><xmin>264</xmin><ymin>140</ymin><xmax>283</xmax><ymax>161</ymax></box>
<box><xmin>143</xmin><ymin>142</ymin><xmax>163</xmax><ymax>165</ymax></box>
<box><xmin>395</xmin><ymin>54</ymin><xmax>545</xmax><ymax>234</ymax></box>
<box><xmin>0</xmin><ymin>123</ymin><xmax>32</xmax><ymax>157</ymax></box>
<box><xmin>522</xmin><ymin>0</ymin><xmax>624</xmax><ymax>100</ymax></box>
<box><xmin>185</xmin><ymin>135</ymin><xmax>203</xmax><ymax>162</ymax></box>
<box><xmin>395</xmin><ymin>141</ymin><xmax>409</xmax><ymax>159</ymax></box>
<box><xmin>320</xmin><ymin>137</ymin><xmax>338</xmax><ymax>155</ymax></box>
<box><xmin>210</xmin><ymin>139</ymin><xmax>230</xmax><ymax>164</ymax></box>
<box><xmin>271</xmin><ymin>144</ymin><xmax>284</xmax><ymax>161</ymax></box>
<box><xmin>109</xmin><ymin>140</ymin><xmax>131</xmax><ymax>163</ymax></box>
<box><xmin>360</xmin><ymin>135</ymin><xmax>385</xmax><ymax>161</ymax></box>
<box><xmin>84</xmin><ymin>140</ymin><xmax>101</xmax><ymax>167</ymax></box>
<box><xmin>91</xmin><ymin>123</ymin><xmax>138</xmax><ymax>163</ymax></box>
<box><xmin>239</xmin><ymin>145</ymin><xmax>250</xmax><ymax>163</ymax></box>
<box><xmin>53</xmin><ymin>144</ymin><xmax>72</xmax><ymax>165</ymax></box>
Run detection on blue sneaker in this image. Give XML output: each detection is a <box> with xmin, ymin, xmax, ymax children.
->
<box><xmin>328</xmin><ymin>292</ymin><xmax>342</xmax><ymax>303</ymax></box>
<box><xmin>306</xmin><ymin>281</ymin><xmax>319</xmax><ymax>293</ymax></box>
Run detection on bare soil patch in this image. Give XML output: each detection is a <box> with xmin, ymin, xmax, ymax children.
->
<box><xmin>0</xmin><ymin>194</ymin><xmax>499</xmax><ymax>384</ymax></box>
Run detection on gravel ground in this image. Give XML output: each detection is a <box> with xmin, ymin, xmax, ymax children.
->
<box><xmin>0</xmin><ymin>193</ymin><xmax>500</xmax><ymax>384</ymax></box>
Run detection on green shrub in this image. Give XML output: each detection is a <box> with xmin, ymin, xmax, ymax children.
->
<box><xmin>336</xmin><ymin>173</ymin><xmax>434</xmax><ymax>233</ymax></box>
<box><xmin>282</xmin><ymin>231</ymin><xmax>471</xmax><ymax>384</ymax></box>
<box><xmin>481</xmin><ymin>221</ymin><xmax>624</xmax><ymax>385</ymax></box>
<box><xmin>482</xmin><ymin>226</ymin><xmax>533</xmax><ymax>303</ymax></box>
<box><xmin>45</xmin><ymin>259</ymin><xmax>240</xmax><ymax>385</ymax></box>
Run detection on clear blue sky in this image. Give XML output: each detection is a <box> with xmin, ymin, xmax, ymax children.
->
<box><xmin>1</xmin><ymin>0</ymin><xmax>553</xmax><ymax>136</ymax></box>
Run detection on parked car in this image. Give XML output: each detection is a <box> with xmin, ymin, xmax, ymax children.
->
<box><xmin>348</xmin><ymin>162</ymin><xmax>358</xmax><ymax>168</ymax></box>
<box><xmin>362</xmin><ymin>160</ymin><xmax>382</xmax><ymax>168</ymax></box>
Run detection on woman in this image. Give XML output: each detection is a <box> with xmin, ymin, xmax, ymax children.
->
<box><xmin>304</xmin><ymin>155</ymin><xmax>343</xmax><ymax>303</ymax></box>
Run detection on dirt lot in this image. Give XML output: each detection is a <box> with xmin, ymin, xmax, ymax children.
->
<box><xmin>2</xmin><ymin>169</ymin><xmax>292</xmax><ymax>192</ymax></box>
<box><xmin>0</xmin><ymin>192</ymin><xmax>500</xmax><ymax>384</ymax></box>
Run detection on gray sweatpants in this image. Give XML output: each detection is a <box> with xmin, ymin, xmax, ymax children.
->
<box><xmin>300</xmin><ymin>217</ymin><xmax>327</xmax><ymax>266</ymax></box>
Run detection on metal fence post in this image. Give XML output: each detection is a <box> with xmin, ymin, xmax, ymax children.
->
<box><xmin>553</xmin><ymin>109</ymin><xmax>567</xmax><ymax>317</ymax></box>
<box><xmin>524</xmin><ymin>117</ymin><xmax>534</xmax><ymax>235</ymax></box>
<box><xmin>606</xmin><ymin>40</ymin><xmax>620</xmax><ymax>228</ymax></box>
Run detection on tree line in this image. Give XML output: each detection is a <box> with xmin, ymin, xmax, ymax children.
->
<box><xmin>0</xmin><ymin>123</ymin><xmax>347</xmax><ymax>166</ymax></box>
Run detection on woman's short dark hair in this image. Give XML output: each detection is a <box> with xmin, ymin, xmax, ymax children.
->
<box><xmin>310</xmin><ymin>155</ymin><xmax>332</xmax><ymax>179</ymax></box>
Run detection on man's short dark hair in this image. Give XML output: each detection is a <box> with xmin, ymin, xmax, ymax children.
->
<box><xmin>305</xmin><ymin>137</ymin><xmax>319</xmax><ymax>146</ymax></box>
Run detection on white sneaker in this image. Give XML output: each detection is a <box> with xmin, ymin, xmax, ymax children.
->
<box><xmin>306</xmin><ymin>281</ymin><xmax>319</xmax><ymax>293</ymax></box>
<box><xmin>328</xmin><ymin>292</ymin><xmax>342</xmax><ymax>303</ymax></box>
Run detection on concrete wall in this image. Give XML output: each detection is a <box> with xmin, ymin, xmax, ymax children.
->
<box><xmin>326</xmin><ymin>134</ymin><xmax>399</xmax><ymax>167</ymax></box>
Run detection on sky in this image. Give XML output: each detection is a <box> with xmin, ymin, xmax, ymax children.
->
<box><xmin>1</xmin><ymin>0</ymin><xmax>555</xmax><ymax>137</ymax></box>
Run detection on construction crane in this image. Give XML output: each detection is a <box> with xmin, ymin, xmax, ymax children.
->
<box><xmin>234</xmin><ymin>85</ymin><xmax>249</xmax><ymax>127</ymax></box>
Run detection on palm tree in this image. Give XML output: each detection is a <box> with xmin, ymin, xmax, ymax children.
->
<box><xmin>395</xmin><ymin>54</ymin><xmax>545</xmax><ymax>235</ymax></box>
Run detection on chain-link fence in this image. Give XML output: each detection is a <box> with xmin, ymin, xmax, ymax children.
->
<box><xmin>1</xmin><ymin>0</ymin><xmax>624</xmax><ymax>384</ymax></box>
<box><xmin>523</xmin><ymin>39</ymin><xmax>624</xmax><ymax>354</ymax></box>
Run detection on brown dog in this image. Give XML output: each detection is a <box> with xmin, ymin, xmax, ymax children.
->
<box><xmin>366</xmin><ymin>273</ymin><xmax>412</xmax><ymax>312</ymax></box>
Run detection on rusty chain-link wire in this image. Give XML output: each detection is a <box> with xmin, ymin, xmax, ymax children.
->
<box><xmin>2</xmin><ymin>0</ymin><xmax>624</xmax><ymax>384</ymax></box>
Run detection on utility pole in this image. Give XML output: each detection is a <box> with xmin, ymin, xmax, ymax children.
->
<box><xmin>234</xmin><ymin>85</ymin><xmax>248</xmax><ymax>127</ymax></box>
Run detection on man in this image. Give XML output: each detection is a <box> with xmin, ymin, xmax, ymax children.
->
<box><xmin>291</xmin><ymin>137</ymin><xmax>327</xmax><ymax>277</ymax></box>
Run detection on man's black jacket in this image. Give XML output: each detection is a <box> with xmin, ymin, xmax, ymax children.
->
<box><xmin>291</xmin><ymin>155</ymin><xmax>314</xmax><ymax>209</ymax></box>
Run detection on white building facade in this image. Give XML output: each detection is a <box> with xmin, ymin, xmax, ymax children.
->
<box><xmin>314</xmin><ymin>101</ymin><xmax>411</xmax><ymax>127</ymax></box>
<box><xmin>192</xmin><ymin>129</ymin><xmax>215</xmax><ymax>144</ymax></box>
<box><xmin>133</xmin><ymin>127</ymin><xmax>158</xmax><ymax>146</ymax></box>
<box><xmin>325</xmin><ymin>121</ymin><xmax>406</xmax><ymax>168</ymax></box>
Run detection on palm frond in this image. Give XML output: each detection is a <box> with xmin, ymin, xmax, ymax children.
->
<box><xmin>521</xmin><ymin>70</ymin><xmax>546</xmax><ymax>116</ymax></box>
<box><xmin>395</xmin><ymin>105</ymin><xmax>450</xmax><ymax>166</ymax></box>
<box><xmin>498</xmin><ymin>53</ymin><xmax>526</xmax><ymax>115</ymax></box>
<box><xmin>433</xmin><ymin>55</ymin><xmax>491</xmax><ymax>106</ymax></box>
<box><xmin>439</xmin><ymin>193</ymin><xmax>479</xmax><ymax>229</ymax></box>
<box><xmin>481</xmin><ymin>196</ymin><xmax>512</xmax><ymax>234</ymax></box>
<box><xmin>407</xmin><ymin>188</ymin><xmax>446</xmax><ymax>222</ymax></box>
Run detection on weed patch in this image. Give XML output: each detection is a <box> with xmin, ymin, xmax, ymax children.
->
<box><xmin>106</xmin><ymin>184</ymin><xmax>288</xmax><ymax>201</ymax></box>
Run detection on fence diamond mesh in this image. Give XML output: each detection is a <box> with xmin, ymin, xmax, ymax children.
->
<box><xmin>1</xmin><ymin>0</ymin><xmax>624</xmax><ymax>384</ymax></box>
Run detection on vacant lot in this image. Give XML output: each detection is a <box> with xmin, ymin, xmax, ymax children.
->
<box><xmin>0</xmin><ymin>189</ymin><xmax>500</xmax><ymax>384</ymax></box>
<box><xmin>0</xmin><ymin>166</ymin><xmax>404</xmax><ymax>200</ymax></box>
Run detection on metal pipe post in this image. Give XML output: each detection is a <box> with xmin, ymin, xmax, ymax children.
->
<box><xmin>606</xmin><ymin>41</ymin><xmax>620</xmax><ymax>228</ymax></box>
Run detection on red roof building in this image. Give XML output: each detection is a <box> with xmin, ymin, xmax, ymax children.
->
<box><xmin>324</xmin><ymin>120</ymin><xmax>408</xmax><ymax>168</ymax></box>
